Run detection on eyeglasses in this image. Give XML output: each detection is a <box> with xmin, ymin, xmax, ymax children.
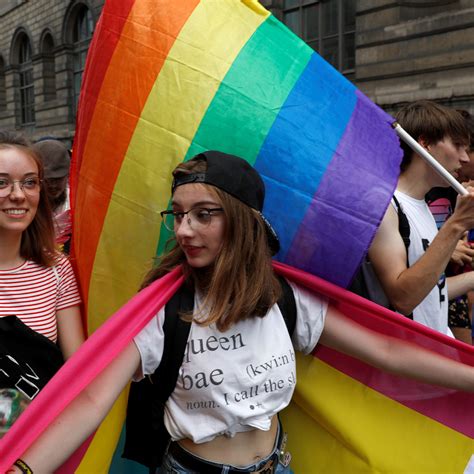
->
<box><xmin>0</xmin><ymin>177</ymin><xmax>42</xmax><ymax>198</ymax></box>
<box><xmin>160</xmin><ymin>207</ymin><xmax>224</xmax><ymax>232</ymax></box>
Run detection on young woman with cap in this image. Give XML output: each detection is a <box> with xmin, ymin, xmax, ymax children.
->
<box><xmin>9</xmin><ymin>151</ymin><xmax>474</xmax><ymax>474</ymax></box>
<box><xmin>0</xmin><ymin>131</ymin><xmax>84</xmax><ymax>401</ymax></box>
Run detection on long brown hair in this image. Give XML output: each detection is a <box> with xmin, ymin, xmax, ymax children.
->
<box><xmin>0</xmin><ymin>130</ymin><xmax>56</xmax><ymax>266</ymax></box>
<box><xmin>141</xmin><ymin>159</ymin><xmax>282</xmax><ymax>331</ymax></box>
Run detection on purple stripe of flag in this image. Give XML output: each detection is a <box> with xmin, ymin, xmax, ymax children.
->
<box><xmin>285</xmin><ymin>91</ymin><xmax>402</xmax><ymax>287</ymax></box>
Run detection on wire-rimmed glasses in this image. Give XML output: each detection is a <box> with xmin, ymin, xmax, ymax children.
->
<box><xmin>160</xmin><ymin>207</ymin><xmax>224</xmax><ymax>232</ymax></box>
<box><xmin>0</xmin><ymin>176</ymin><xmax>42</xmax><ymax>198</ymax></box>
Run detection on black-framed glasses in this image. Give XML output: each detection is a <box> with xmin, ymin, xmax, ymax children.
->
<box><xmin>160</xmin><ymin>207</ymin><xmax>224</xmax><ymax>232</ymax></box>
<box><xmin>0</xmin><ymin>176</ymin><xmax>42</xmax><ymax>198</ymax></box>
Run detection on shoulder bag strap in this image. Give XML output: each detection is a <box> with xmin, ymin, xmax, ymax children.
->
<box><xmin>276</xmin><ymin>275</ymin><xmax>297</xmax><ymax>337</ymax></box>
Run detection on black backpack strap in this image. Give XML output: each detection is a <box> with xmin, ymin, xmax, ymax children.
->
<box><xmin>149</xmin><ymin>283</ymin><xmax>193</xmax><ymax>469</ymax></box>
<box><xmin>393</xmin><ymin>194</ymin><xmax>411</xmax><ymax>256</ymax></box>
<box><xmin>123</xmin><ymin>283</ymin><xmax>193</xmax><ymax>470</ymax></box>
<box><xmin>276</xmin><ymin>275</ymin><xmax>296</xmax><ymax>337</ymax></box>
<box><xmin>150</xmin><ymin>282</ymin><xmax>194</xmax><ymax>392</ymax></box>
<box><xmin>392</xmin><ymin>194</ymin><xmax>413</xmax><ymax>320</ymax></box>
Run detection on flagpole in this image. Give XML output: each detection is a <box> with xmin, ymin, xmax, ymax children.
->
<box><xmin>393</xmin><ymin>123</ymin><xmax>468</xmax><ymax>196</ymax></box>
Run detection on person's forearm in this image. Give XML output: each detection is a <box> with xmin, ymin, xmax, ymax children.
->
<box><xmin>384</xmin><ymin>336</ymin><xmax>474</xmax><ymax>392</ymax></box>
<box><xmin>387</xmin><ymin>219</ymin><xmax>464</xmax><ymax>314</ymax></box>
<box><xmin>14</xmin><ymin>388</ymin><xmax>113</xmax><ymax>472</ymax></box>
<box><xmin>322</xmin><ymin>307</ymin><xmax>474</xmax><ymax>392</ymax></box>
<box><xmin>447</xmin><ymin>272</ymin><xmax>474</xmax><ymax>300</ymax></box>
<box><xmin>8</xmin><ymin>342</ymin><xmax>140</xmax><ymax>472</ymax></box>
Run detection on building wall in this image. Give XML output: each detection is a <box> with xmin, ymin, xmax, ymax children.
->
<box><xmin>0</xmin><ymin>0</ymin><xmax>104</xmax><ymax>146</ymax></box>
<box><xmin>356</xmin><ymin>0</ymin><xmax>474</xmax><ymax>114</ymax></box>
<box><xmin>266</xmin><ymin>0</ymin><xmax>474</xmax><ymax>114</ymax></box>
<box><xmin>1</xmin><ymin>0</ymin><xmax>473</xmax><ymax>146</ymax></box>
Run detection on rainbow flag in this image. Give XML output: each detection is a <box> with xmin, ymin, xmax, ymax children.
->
<box><xmin>66</xmin><ymin>2</ymin><xmax>400</xmax><ymax>468</ymax></box>
<box><xmin>13</xmin><ymin>0</ymin><xmax>474</xmax><ymax>472</ymax></box>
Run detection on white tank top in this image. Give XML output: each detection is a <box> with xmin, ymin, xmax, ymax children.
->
<box><xmin>394</xmin><ymin>190</ymin><xmax>450</xmax><ymax>335</ymax></box>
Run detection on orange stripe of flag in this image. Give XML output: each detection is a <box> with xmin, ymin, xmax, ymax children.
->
<box><xmin>73</xmin><ymin>0</ymin><xmax>200</xmax><ymax>313</ymax></box>
<box><xmin>71</xmin><ymin>0</ymin><xmax>136</xmax><ymax>201</ymax></box>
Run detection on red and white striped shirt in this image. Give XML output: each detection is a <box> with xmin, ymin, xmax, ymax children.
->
<box><xmin>0</xmin><ymin>255</ymin><xmax>81</xmax><ymax>342</ymax></box>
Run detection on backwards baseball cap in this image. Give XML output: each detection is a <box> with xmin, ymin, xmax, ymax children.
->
<box><xmin>172</xmin><ymin>151</ymin><xmax>280</xmax><ymax>255</ymax></box>
<box><xmin>33</xmin><ymin>139</ymin><xmax>70</xmax><ymax>179</ymax></box>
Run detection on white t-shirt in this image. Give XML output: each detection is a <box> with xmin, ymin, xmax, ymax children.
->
<box><xmin>134</xmin><ymin>281</ymin><xmax>327</xmax><ymax>444</ymax></box>
<box><xmin>393</xmin><ymin>191</ymin><xmax>450</xmax><ymax>335</ymax></box>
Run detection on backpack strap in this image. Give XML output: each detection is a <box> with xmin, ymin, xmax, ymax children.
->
<box><xmin>392</xmin><ymin>194</ymin><xmax>413</xmax><ymax>319</ymax></box>
<box><xmin>122</xmin><ymin>283</ymin><xmax>193</xmax><ymax>470</ymax></box>
<box><xmin>393</xmin><ymin>194</ymin><xmax>411</xmax><ymax>259</ymax></box>
<box><xmin>148</xmin><ymin>283</ymin><xmax>193</xmax><ymax>469</ymax></box>
<box><xmin>149</xmin><ymin>282</ymin><xmax>194</xmax><ymax>391</ymax></box>
<box><xmin>276</xmin><ymin>274</ymin><xmax>296</xmax><ymax>337</ymax></box>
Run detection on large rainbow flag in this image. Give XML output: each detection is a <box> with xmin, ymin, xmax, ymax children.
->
<box><xmin>68</xmin><ymin>1</ymin><xmax>400</xmax><ymax>468</ymax></box>
<box><xmin>3</xmin><ymin>0</ymin><xmax>474</xmax><ymax>472</ymax></box>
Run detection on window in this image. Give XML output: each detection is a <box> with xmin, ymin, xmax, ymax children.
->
<box><xmin>283</xmin><ymin>0</ymin><xmax>355</xmax><ymax>75</ymax></box>
<box><xmin>72</xmin><ymin>6</ymin><xmax>94</xmax><ymax>113</ymax></box>
<box><xmin>41</xmin><ymin>32</ymin><xmax>56</xmax><ymax>102</ymax></box>
<box><xmin>18</xmin><ymin>35</ymin><xmax>35</xmax><ymax>124</ymax></box>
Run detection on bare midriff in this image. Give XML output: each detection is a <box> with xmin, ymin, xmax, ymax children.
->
<box><xmin>178</xmin><ymin>415</ymin><xmax>278</xmax><ymax>467</ymax></box>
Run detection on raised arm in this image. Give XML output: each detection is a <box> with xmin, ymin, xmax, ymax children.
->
<box><xmin>319</xmin><ymin>305</ymin><xmax>474</xmax><ymax>391</ymax></box>
<box><xmin>368</xmin><ymin>202</ymin><xmax>466</xmax><ymax>315</ymax></box>
<box><xmin>8</xmin><ymin>342</ymin><xmax>141</xmax><ymax>473</ymax></box>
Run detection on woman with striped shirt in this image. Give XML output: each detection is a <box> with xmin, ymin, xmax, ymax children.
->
<box><xmin>0</xmin><ymin>131</ymin><xmax>83</xmax><ymax>368</ymax></box>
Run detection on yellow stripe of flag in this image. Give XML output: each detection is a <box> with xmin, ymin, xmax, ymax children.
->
<box><xmin>79</xmin><ymin>2</ymin><xmax>269</xmax><ymax>471</ymax></box>
<box><xmin>281</xmin><ymin>353</ymin><xmax>473</xmax><ymax>473</ymax></box>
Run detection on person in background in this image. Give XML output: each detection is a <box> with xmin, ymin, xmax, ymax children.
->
<box><xmin>368</xmin><ymin>101</ymin><xmax>474</xmax><ymax>336</ymax></box>
<box><xmin>0</xmin><ymin>131</ymin><xmax>84</xmax><ymax>406</ymax></box>
<box><xmin>457</xmin><ymin>110</ymin><xmax>474</xmax><ymax>186</ymax></box>
<box><xmin>425</xmin><ymin>109</ymin><xmax>474</xmax><ymax>344</ymax></box>
<box><xmin>457</xmin><ymin>110</ymin><xmax>474</xmax><ymax>345</ymax></box>
<box><xmin>32</xmin><ymin>139</ymin><xmax>72</xmax><ymax>253</ymax></box>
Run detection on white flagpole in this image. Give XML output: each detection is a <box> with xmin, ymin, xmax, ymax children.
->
<box><xmin>393</xmin><ymin>123</ymin><xmax>468</xmax><ymax>196</ymax></box>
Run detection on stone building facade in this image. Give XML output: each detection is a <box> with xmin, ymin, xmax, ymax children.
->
<box><xmin>0</xmin><ymin>0</ymin><xmax>473</xmax><ymax>145</ymax></box>
<box><xmin>0</xmin><ymin>0</ymin><xmax>104</xmax><ymax>146</ymax></box>
<box><xmin>265</xmin><ymin>0</ymin><xmax>474</xmax><ymax>115</ymax></box>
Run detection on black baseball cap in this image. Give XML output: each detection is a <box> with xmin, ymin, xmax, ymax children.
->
<box><xmin>172</xmin><ymin>151</ymin><xmax>280</xmax><ymax>255</ymax></box>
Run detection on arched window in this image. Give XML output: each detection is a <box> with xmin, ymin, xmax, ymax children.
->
<box><xmin>41</xmin><ymin>32</ymin><xmax>57</xmax><ymax>102</ymax></box>
<box><xmin>283</xmin><ymin>0</ymin><xmax>355</xmax><ymax>76</ymax></box>
<box><xmin>72</xmin><ymin>5</ymin><xmax>94</xmax><ymax>113</ymax></box>
<box><xmin>18</xmin><ymin>35</ymin><xmax>35</xmax><ymax>124</ymax></box>
<box><xmin>0</xmin><ymin>56</ymin><xmax>6</xmax><ymax>112</ymax></box>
